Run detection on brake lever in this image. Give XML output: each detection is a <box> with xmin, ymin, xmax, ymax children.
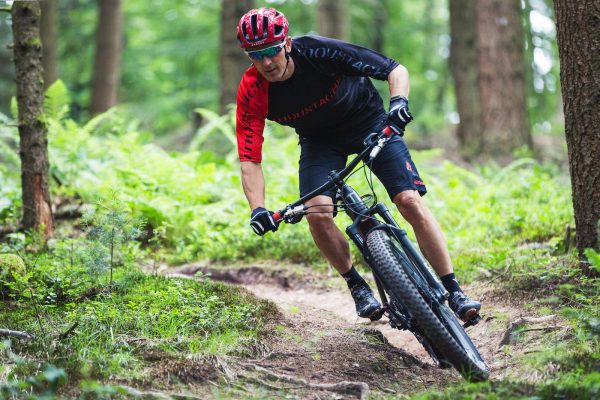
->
<box><xmin>362</xmin><ymin>132</ymin><xmax>381</xmax><ymax>147</ymax></box>
<box><xmin>273</xmin><ymin>205</ymin><xmax>306</xmax><ymax>223</ymax></box>
<box><xmin>364</xmin><ymin>126</ymin><xmax>398</xmax><ymax>161</ymax></box>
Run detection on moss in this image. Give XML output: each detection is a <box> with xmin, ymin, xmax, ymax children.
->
<box><xmin>0</xmin><ymin>253</ymin><xmax>26</xmax><ymax>298</ymax></box>
<box><xmin>0</xmin><ymin>253</ymin><xmax>26</xmax><ymax>277</ymax></box>
<box><xmin>28</xmin><ymin>37</ymin><xmax>42</xmax><ymax>49</ymax></box>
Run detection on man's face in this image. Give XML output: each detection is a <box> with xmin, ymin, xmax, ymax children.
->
<box><xmin>246</xmin><ymin>38</ymin><xmax>292</xmax><ymax>82</ymax></box>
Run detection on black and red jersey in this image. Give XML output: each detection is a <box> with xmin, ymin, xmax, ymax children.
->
<box><xmin>236</xmin><ymin>35</ymin><xmax>399</xmax><ymax>163</ymax></box>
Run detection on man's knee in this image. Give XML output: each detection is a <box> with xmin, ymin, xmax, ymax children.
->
<box><xmin>393</xmin><ymin>191</ymin><xmax>425</xmax><ymax>219</ymax></box>
<box><xmin>306</xmin><ymin>207</ymin><xmax>335</xmax><ymax>229</ymax></box>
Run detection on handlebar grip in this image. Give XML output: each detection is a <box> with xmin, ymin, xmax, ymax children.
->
<box><xmin>383</xmin><ymin>126</ymin><xmax>394</xmax><ymax>136</ymax></box>
<box><xmin>272</xmin><ymin>211</ymin><xmax>282</xmax><ymax>222</ymax></box>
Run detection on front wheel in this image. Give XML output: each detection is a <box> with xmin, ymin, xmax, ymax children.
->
<box><xmin>365</xmin><ymin>229</ymin><xmax>489</xmax><ymax>381</ymax></box>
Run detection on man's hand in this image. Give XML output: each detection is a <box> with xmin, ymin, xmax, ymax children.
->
<box><xmin>250</xmin><ymin>207</ymin><xmax>279</xmax><ymax>236</ymax></box>
<box><xmin>387</xmin><ymin>95</ymin><xmax>413</xmax><ymax>134</ymax></box>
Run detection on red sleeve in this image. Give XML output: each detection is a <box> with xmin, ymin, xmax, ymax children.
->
<box><xmin>236</xmin><ymin>67</ymin><xmax>269</xmax><ymax>163</ymax></box>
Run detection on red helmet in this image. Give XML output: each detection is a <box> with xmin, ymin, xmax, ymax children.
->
<box><xmin>237</xmin><ymin>8</ymin><xmax>289</xmax><ymax>49</ymax></box>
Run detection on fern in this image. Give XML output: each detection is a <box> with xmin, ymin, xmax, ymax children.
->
<box><xmin>0</xmin><ymin>112</ymin><xmax>19</xmax><ymax>170</ymax></box>
<box><xmin>585</xmin><ymin>249</ymin><xmax>600</xmax><ymax>274</ymax></box>
<box><xmin>188</xmin><ymin>107</ymin><xmax>236</xmax><ymax>151</ymax></box>
<box><xmin>43</xmin><ymin>80</ymin><xmax>70</xmax><ymax>121</ymax></box>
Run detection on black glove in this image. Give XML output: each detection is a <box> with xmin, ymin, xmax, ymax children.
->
<box><xmin>386</xmin><ymin>95</ymin><xmax>413</xmax><ymax>134</ymax></box>
<box><xmin>250</xmin><ymin>207</ymin><xmax>278</xmax><ymax>236</ymax></box>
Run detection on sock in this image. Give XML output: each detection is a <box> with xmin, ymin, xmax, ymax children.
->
<box><xmin>440</xmin><ymin>273</ymin><xmax>462</xmax><ymax>293</ymax></box>
<box><xmin>341</xmin><ymin>266</ymin><xmax>365</xmax><ymax>290</ymax></box>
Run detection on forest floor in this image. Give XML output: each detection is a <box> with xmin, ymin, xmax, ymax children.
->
<box><xmin>157</xmin><ymin>261</ymin><xmax>571</xmax><ymax>399</ymax></box>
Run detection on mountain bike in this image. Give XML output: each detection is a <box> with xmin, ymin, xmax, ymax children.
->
<box><xmin>272</xmin><ymin>126</ymin><xmax>489</xmax><ymax>381</ymax></box>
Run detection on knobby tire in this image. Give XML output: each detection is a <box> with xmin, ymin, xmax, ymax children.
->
<box><xmin>366</xmin><ymin>229</ymin><xmax>489</xmax><ymax>381</ymax></box>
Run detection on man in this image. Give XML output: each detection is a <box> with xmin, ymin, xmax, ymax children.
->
<box><xmin>235</xmin><ymin>7</ymin><xmax>480</xmax><ymax>321</ymax></box>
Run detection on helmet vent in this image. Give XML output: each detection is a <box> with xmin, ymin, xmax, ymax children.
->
<box><xmin>250</xmin><ymin>14</ymin><xmax>258</xmax><ymax>38</ymax></box>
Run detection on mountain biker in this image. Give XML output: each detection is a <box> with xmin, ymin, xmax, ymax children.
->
<box><xmin>235</xmin><ymin>7</ymin><xmax>481</xmax><ymax>322</ymax></box>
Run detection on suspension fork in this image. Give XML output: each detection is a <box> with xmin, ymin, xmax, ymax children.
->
<box><xmin>346</xmin><ymin>218</ymin><xmax>392</xmax><ymax>313</ymax></box>
<box><xmin>337</xmin><ymin>182</ymin><xmax>392</xmax><ymax>308</ymax></box>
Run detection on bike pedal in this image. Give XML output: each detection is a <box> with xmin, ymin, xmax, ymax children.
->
<box><xmin>369</xmin><ymin>307</ymin><xmax>386</xmax><ymax>321</ymax></box>
<box><xmin>463</xmin><ymin>314</ymin><xmax>482</xmax><ymax>328</ymax></box>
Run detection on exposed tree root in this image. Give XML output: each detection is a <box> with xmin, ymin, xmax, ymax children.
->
<box><xmin>497</xmin><ymin>314</ymin><xmax>564</xmax><ymax>349</ymax></box>
<box><xmin>241</xmin><ymin>362</ymin><xmax>370</xmax><ymax>399</ymax></box>
<box><xmin>0</xmin><ymin>328</ymin><xmax>34</xmax><ymax>339</ymax></box>
<box><xmin>118</xmin><ymin>385</ymin><xmax>205</xmax><ymax>399</ymax></box>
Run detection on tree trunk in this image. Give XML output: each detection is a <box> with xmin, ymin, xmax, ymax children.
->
<box><xmin>449</xmin><ymin>0</ymin><xmax>532</xmax><ymax>161</ymax></box>
<box><xmin>90</xmin><ymin>0</ymin><xmax>122</xmax><ymax>115</ymax></box>
<box><xmin>475</xmin><ymin>0</ymin><xmax>531</xmax><ymax>158</ymax></box>
<box><xmin>449</xmin><ymin>0</ymin><xmax>482</xmax><ymax>156</ymax></box>
<box><xmin>11</xmin><ymin>1</ymin><xmax>54</xmax><ymax>238</ymax></box>
<box><xmin>40</xmin><ymin>0</ymin><xmax>58</xmax><ymax>89</ymax></box>
<box><xmin>1</xmin><ymin>9</ymin><xmax>15</xmax><ymax>114</ymax></box>
<box><xmin>219</xmin><ymin>0</ymin><xmax>253</xmax><ymax>115</ymax></box>
<box><xmin>371</xmin><ymin>0</ymin><xmax>387</xmax><ymax>53</ymax></box>
<box><xmin>554</xmin><ymin>0</ymin><xmax>600</xmax><ymax>268</ymax></box>
<box><xmin>318</xmin><ymin>0</ymin><xmax>347</xmax><ymax>40</ymax></box>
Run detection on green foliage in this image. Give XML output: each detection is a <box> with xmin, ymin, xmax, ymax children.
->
<box><xmin>410</xmin><ymin>372</ymin><xmax>600</xmax><ymax>399</ymax></box>
<box><xmin>0</xmin><ymin>111</ymin><xmax>20</xmax><ymax>225</ymax></box>
<box><xmin>80</xmin><ymin>192</ymin><xmax>144</xmax><ymax>283</ymax></box>
<box><xmin>425</xmin><ymin>158</ymin><xmax>572</xmax><ymax>281</ymax></box>
<box><xmin>0</xmin><ymin>343</ymin><xmax>68</xmax><ymax>400</ymax></box>
<box><xmin>43</xmin><ymin>80</ymin><xmax>71</xmax><ymax>122</ymax></box>
<box><xmin>55</xmin><ymin>272</ymin><xmax>273</xmax><ymax>372</ymax></box>
<box><xmin>0</xmin><ymin>241</ymin><xmax>276</xmax><ymax>390</ymax></box>
<box><xmin>585</xmin><ymin>248</ymin><xmax>600</xmax><ymax>274</ymax></box>
<box><xmin>188</xmin><ymin>107</ymin><xmax>237</xmax><ymax>155</ymax></box>
<box><xmin>0</xmin><ymin>253</ymin><xmax>26</xmax><ymax>299</ymax></box>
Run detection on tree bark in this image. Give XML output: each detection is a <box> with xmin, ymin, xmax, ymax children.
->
<box><xmin>90</xmin><ymin>0</ymin><xmax>122</xmax><ymax>115</ymax></box>
<box><xmin>554</xmin><ymin>0</ymin><xmax>600</xmax><ymax>266</ymax></box>
<box><xmin>40</xmin><ymin>0</ymin><xmax>58</xmax><ymax>89</ymax></box>
<box><xmin>449</xmin><ymin>0</ymin><xmax>482</xmax><ymax>156</ymax></box>
<box><xmin>371</xmin><ymin>0</ymin><xmax>387</xmax><ymax>53</ymax></box>
<box><xmin>318</xmin><ymin>0</ymin><xmax>347</xmax><ymax>40</ymax></box>
<box><xmin>475</xmin><ymin>0</ymin><xmax>531</xmax><ymax>158</ymax></box>
<box><xmin>0</xmin><ymin>10</ymin><xmax>15</xmax><ymax>113</ymax></box>
<box><xmin>219</xmin><ymin>0</ymin><xmax>253</xmax><ymax>115</ymax></box>
<box><xmin>449</xmin><ymin>0</ymin><xmax>532</xmax><ymax>161</ymax></box>
<box><xmin>11</xmin><ymin>1</ymin><xmax>54</xmax><ymax>238</ymax></box>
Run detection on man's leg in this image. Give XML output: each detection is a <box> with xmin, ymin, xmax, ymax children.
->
<box><xmin>305</xmin><ymin>195</ymin><xmax>381</xmax><ymax>318</ymax></box>
<box><xmin>393</xmin><ymin>190</ymin><xmax>481</xmax><ymax>320</ymax></box>
<box><xmin>305</xmin><ymin>195</ymin><xmax>352</xmax><ymax>273</ymax></box>
<box><xmin>392</xmin><ymin>190</ymin><xmax>452</xmax><ymax>276</ymax></box>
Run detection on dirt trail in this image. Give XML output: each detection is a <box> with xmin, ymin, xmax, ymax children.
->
<box><xmin>244</xmin><ymin>282</ymin><xmax>431</xmax><ymax>361</ymax></box>
<box><xmin>165</xmin><ymin>263</ymin><xmax>568</xmax><ymax>398</ymax></box>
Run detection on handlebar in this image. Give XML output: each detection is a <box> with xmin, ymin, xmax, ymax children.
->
<box><xmin>273</xmin><ymin>125</ymin><xmax>398</xmax><ymax>223</ymax></box>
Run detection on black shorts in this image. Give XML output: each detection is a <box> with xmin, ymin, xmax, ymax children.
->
<box><xmin>298</xmin><ymin>120</ymin><xmax>427</xmax><ymax>201</ymax></box>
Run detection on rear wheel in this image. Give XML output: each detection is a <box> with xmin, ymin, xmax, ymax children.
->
<box><xmin>366</xmin><ymin>229</ymin><xmax>489</xmax><ymax>381</ymax></box>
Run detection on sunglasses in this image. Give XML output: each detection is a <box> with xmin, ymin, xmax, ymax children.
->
<box><xmin>246</xmin><ymin>42</ymin><xmax>285</xmax><ymax>61</ymax></box>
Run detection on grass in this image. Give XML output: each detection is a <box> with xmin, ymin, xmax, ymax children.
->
<box><xmin>0</xmin><ymin>264</ymin><xmax>278</xmax><ymax>396</ymax></box>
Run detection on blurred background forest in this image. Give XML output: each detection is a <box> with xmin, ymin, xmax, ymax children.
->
<box><xmin>0</xmin><ymin>0</ymin><xmax>563</xmax><ymax>154</ymax></box>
